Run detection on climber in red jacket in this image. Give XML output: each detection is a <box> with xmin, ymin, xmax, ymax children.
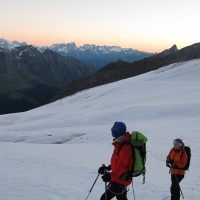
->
<box><xmin>98</xmin><ymin>122</ymin><xmax>133</xmax><ymax>200</ymax></box>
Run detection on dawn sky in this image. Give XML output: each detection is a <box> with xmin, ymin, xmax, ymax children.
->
<box><xmin>0</xmin><ymin>0</ymin><xmax>200</xmax><ymax>52</ymax></box>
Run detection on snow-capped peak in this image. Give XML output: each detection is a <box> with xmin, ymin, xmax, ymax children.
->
<box><xmin>42</xmin><ymin>42</ymin><xmax>139</xmax><ymax>55</ymax></box>
<box><xmin>0</xmin><ymin>38</ymin><xmax>27</xmax><ymax>49</ymax></box>
<box><xmin>49</xmin><ymin>42</ymin><xmax>78</xmax><ymax>53</ymax></box>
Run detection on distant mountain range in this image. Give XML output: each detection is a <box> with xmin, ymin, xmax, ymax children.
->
<box><xmin>2</xmin><ymin>38</ymin><xmax>200</xmax><ymax>115</ymax></box>
<box><xmin>0</xmin><ymin>45</ymin><xmax>96</xmax><ymax>114</ymax></box>
<box><xmin>38</xmin><ymin>43</ymin><xmax>153</xmax><ymax>67</ymax></box>
<box><xmin>0</xmin><ymin>38</ymin><xmax>153</xmax><ymax>67</ymax></box>
<box><xmin>0</xmin><ymin>38</ymin><xmax>27</xmax><ymax>49</ymax></box>
<box><xmin>52</xmin><ymin>42</ymin><xmax>200</xmax><ymax>101</ymax></box>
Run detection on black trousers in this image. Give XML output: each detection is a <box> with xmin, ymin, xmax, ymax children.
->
<box><xmin>170</xmin><ymin>174</ymin><xmax>184</xmax><ymax>200</ymax></box>
<box><xmin>100</xmin><ymin>181</ymin><xmax>128</xmax><ymax>200</ymax></box>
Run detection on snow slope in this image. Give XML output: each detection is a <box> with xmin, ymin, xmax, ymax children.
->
<box><xmin>0</xmin><ymin>59</ymin><xmax>200</xmax><ymax>200</ymax></box>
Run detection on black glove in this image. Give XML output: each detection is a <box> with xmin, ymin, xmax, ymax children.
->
<box><xmin>166</xmin><ymin>160</ymin><xmax>174</xmax><ymax>168</ymax></box>
<box><xmin>98</xmin><ymin>165</ymin><xmax>111</xmax><ymax>175</ymax></box>
<box><xmin>101</xmin><ymin>173</ymin><xmax>111</xmax><ymax>182</ymax></box>
<box><xmin>119</xmin><ymin>171</ymin><xmax>132</xmax><ymax>181</ymax></box>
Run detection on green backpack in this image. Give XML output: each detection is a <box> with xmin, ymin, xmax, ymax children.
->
<box><xmin>130</xmin><ymin>131</ymin><xmax>147</xmax><ymax>178</ymax></box>
<box><xmin>118</xmin><ymin>131</ymin><xmax>148</xmax><ymax>183</ymax></box>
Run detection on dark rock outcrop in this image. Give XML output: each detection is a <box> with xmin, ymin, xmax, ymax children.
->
<box><xmin>0</xmin><ymin>46</ymin><xmax>96</xmax><ymax>114</ymax></box>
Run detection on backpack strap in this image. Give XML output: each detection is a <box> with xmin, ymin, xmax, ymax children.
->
<box><xmin>180</xmin><ymin>148</ymin><xmax>186</xmax><ymax>160</ymax></box>
<box><xmin>142</xmin><ymin>143</ymin><xmax>146</xmax><ymax>165</ymax></box>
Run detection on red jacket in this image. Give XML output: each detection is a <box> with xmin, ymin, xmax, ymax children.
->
<box><xmin>110</xmin><ymin>132</ymin><xmax>133</xmax><ymax>186</ymax></box>
<box><xmin>167</xmin><ymin>147</ymin><xmax>188</xmax><ymax>175</ymax></box>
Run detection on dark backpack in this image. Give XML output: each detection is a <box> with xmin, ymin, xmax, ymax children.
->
<box><xmin>118</xmin><ymin>131</ymin><xmax>148</xmax><ymax>183</ymax></box>
<box><xmin>181</xmin><ymin>146</ymin><xmax>191</xmax><ymax>170</ymax></box>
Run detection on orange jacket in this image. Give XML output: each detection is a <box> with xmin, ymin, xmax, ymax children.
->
<box><xmin>167</xmin><ymin>147</ymin><xmax>188</xmax><ymax>175</ymax></box>
<box><xmin>110</xmin><ymin>132</ymin><xmax>133</xmax><ymax>186</ymax></box>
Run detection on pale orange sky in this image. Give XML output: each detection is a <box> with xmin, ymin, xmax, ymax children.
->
<box><xmin>1</xmin><ymin>0</ymin><xmax>200</xmax><ymax>52</ymax></box>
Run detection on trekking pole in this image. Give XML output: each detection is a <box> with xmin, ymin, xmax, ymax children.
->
<box><xmin>85</xmin><ymin>173</ymin><xmax>100</xmax><ymax>200</ymax></box>
<box><xmin>105</xmin><ymin>182</ymin><xmax>108</xmax><ymax>200</ymax></box>
<box><xmin>174</xmin><ymin>174</ymin><xmax>184</xmax><ymax>199</ymax></box>
<box><xmin>161</xmin><ymin>196</ymin><xmax>170</xmax><ymax>200</ymax></box>
<box><xmin>132</xmin><ymin>181</ymin><xmax>136</xmax><ymax>200</ymax></box>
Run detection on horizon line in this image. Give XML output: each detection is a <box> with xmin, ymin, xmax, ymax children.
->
<box><xmin>0</xmin><ymin>37</ymin><xmax>168</xmax><ymax>53</ymax></box>
<box><xmin>1</xmin><ymin>37</ymin><xmax>198</xmax><ymax>54</ymax></box>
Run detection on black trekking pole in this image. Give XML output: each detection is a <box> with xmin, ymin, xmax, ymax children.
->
<box><xmin>85</xmin><ymin>173</ymin><xmax>100</xmax><ymax>200</ymax></box>
<box><xmin>174</xmin><ymin>174</ymin><xmax>184</xmax><ymax>199</ymax></box>
<box><xmin>161</xmin><ymin>196</ymin><xmax>170</xmax><ymax>200</ymax></box>
<box><xmin>105</xmin><ymin>182</ymin><xmax>108</xmax><ymax>200</ymax></box>
<box><xmin>132</xmin><ymin>181</ymin><xmax>136</xmax><ymax>200</ymax></box>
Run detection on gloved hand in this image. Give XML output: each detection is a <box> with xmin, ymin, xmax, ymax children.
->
<box><xmin>119</xmin><ymin>171</ymin><xmax>132</xmax><ymax>181</ymax></box>
<box><xmin>101</xmin><ymin>173</ymin><xmax>111</xmax><ymax>182</ymax></box>
<box><xmin>166</xmin><ymin>160</ymin><xmax>174</xmax><ymax>168</ymax></box>
<box><xmin>98</xmin><ymin>165</ymin><xmax>111</xmax><ymax>174</ymax></box>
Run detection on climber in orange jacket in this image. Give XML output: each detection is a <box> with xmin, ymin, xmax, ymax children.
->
<box><xmin>166</xmin><ymin>138</ymin><xmax>188</xmax><ymax>200</ymax></box>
